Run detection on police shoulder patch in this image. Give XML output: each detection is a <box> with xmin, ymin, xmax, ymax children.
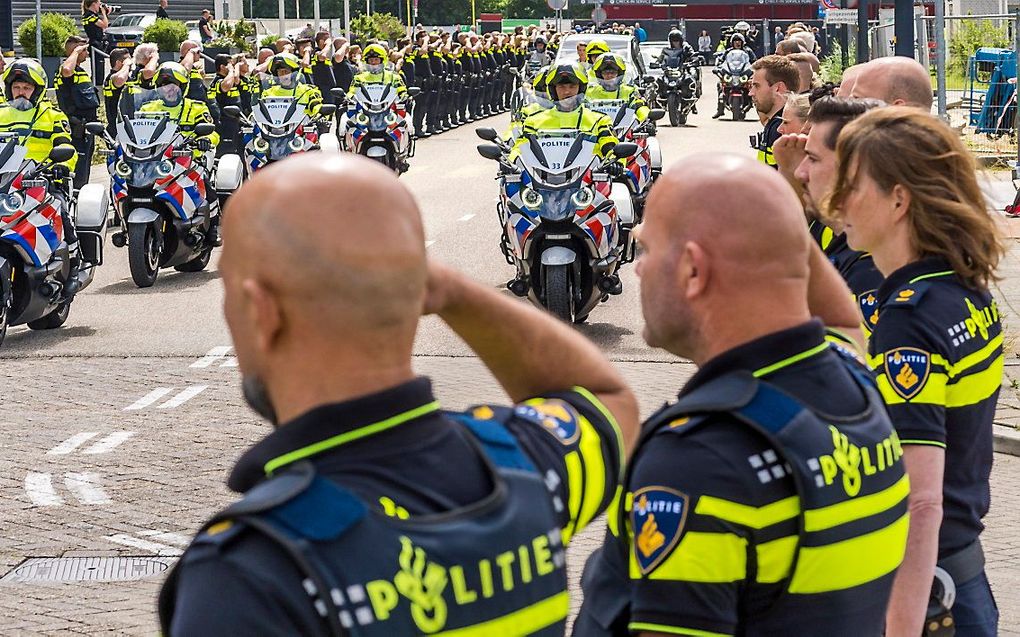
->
<box><xmin>883</xmin><ymin>347</ymin><xmax>931</xmax><ymax>400</ymax></box>
<box><xmin>858</xmin><ymin>290</ymin><xmax>879</xmax><ymax>326</ymax></box>
<box><xmin>515</xmin><ymin>398</ymin><xmax>581</xmax><ymax>445</ymax></box>
<box><xmin>630</xmin><ymin>486</ymin><xmax>690</xmax><ymax>575</ymax></box>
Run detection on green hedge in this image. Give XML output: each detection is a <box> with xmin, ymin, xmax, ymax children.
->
<box><xmin>17</xmin><ymin>13</ymin><xmax>77</xmax><ymax>58</ymax></box>
<box><xmin>142</xmin><ymin>18</ymin><xmax>189</xmax><ymax>53</ymax></box>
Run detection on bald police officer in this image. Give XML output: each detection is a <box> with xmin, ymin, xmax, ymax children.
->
<box><xmin>158</xmin><ymin>154</ymin><xmax>639</xmax><ymax>635</ymax></box>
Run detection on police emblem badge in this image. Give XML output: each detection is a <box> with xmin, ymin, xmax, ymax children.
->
<box><xmin>515</xmin><ymin>399</ymin><xmax>580</xmax><ymax>445</ymax></box>
<box><xmin>630</xmin><ymin>487</ymin><xmax>689</xmax><ymax>575</ymax></box>
<box><xmin>884</xmin><ymin>347</ymin><xmax>931</xmax><ymax>400</ymax></box>
<box><xmin>858</xmin><ymin>290</ymin><xmax>879</xmax><ymax>326</ymax></box>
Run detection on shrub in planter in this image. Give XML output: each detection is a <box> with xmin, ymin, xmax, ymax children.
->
<box><xmin>142</xmin><ymin>19</ymin><xmax>189</xmax><ymax>54</ymax></box>
<box><xmin>260</xmin><ymin>34</ymin><xmax>280</xmax><ymax>49</ymax></box>
<box><xmin>18</xmin><ymin>13</ymin><xmax>77</xmax><ymax>58</ymax></box>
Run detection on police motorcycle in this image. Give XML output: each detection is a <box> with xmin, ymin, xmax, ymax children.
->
<box><xmin>223</xmin><ymin>74</ymin><xmax>339</xmax><ymax>178</ymax></box>
<box><xmin>334</xmin><ymin>83</ymin><xmax>420</xmax><ymax>175</ymax></box>
<box><xmin>475</xmin><ymin>123</ymin><xmax>639</xmax><ymax>324</ymax></box>
<box><xmin>650</xmin><ymin>59</ymin><xmax>701</xmax><ymax>127</ymax></box>
<box><xmin>90</xmin><ymin>88</ymin><xmax>241</xmax><ymax>288</ymax></box>
<box><xmin>714</xmin><ymin>48</ymin><xmax>753</xmax><ymax>121</ymax></box>
<box><xmin>0</xmin><ymin>138</ymin><xmax>106</xmax><ymax>346</ymax></box>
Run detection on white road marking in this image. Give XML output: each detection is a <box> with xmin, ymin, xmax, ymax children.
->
<box><xmin>124</xmin><ymin>387</ymin><xmax>174</xmax><ymax>411</ymax></box>
<box><xmin>190</xmin><ymin>346</ymin><xmax>234</xmax><ymax>368</ymax></box>
<box><xmin>83</xmin><ymin>431</ymin><xmax>136</xmax><ymax>455</ymax></box>
<box><xmin>221</xmin><ymin>358</ymin><xmax>239</xmax><ymax>368</ymax></box>
<box><xmin>25</xmin><ymin>473</ymin><xmax>62</xmax><ymax>506</ymax></box>
<box><xmin>425</xmin><ymin>240</ymin><xmax>436</xmax><ymax>248</ymax></box>
<box><xmin>138</xmin><ymin>530</ymin><xmax>191</xmax><ymax>546</ymax></box>
<box><xmin>47</xmin><ymin>432</ymin><xmax>99</xmax><ymax>455</ymax></box>
<box><xmin>157</xmin><ymin>385</ymin><xmax>208</xmax><ymax>409</ymax></box>
<box><xmin>106</xmin><ymin>534</ymin><xmax>183</xmax><ymax>556</ymax></box>
<box><xmin>63</xmin><ymin>473</ymin><xmax>111</xmax><ymax>504</ymax></box>
<box><xmin>458</xmin><ymin>213</ymin><xmax>476</xmax><ymax>222</ymax></box>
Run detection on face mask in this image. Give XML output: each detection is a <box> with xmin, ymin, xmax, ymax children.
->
<box><xmin>157</xmin><ymin>83</ymin><xmax>182</xmax><ymax>106</ymax></box>
<box><xmin>9</xmin><ymin>96</ymin><xmax>34</xmax><ymax>111</ymax></box>
<box><xmin>599</xmin><ymin>76</ymin><xmax>621</xmax><ymax>91</ymax></box>
<box><xmin>366</xmin><ymin>62</ymin><xmax>383</xmax><ymax>74</ymax></box>
<box><xmin>242</xmin><ymin>374</ymin><xmax>279</xmax><ymax>426</ymax></box>
<box><xmin>277</xmin><ymin>72</ymin><xmax>296</xmax><ymax>88</ymax></box>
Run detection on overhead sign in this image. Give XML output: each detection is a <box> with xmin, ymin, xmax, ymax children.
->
<box><xmin>824</xmin><ymin>8</ymin><xmax>859</xmax><ymax>24</ymax></box>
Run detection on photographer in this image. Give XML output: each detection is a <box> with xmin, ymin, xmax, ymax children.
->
<box><xmin>81</xmin><ymin>0</ymin><xmax>112</xmax><ymax>78</ymax></box>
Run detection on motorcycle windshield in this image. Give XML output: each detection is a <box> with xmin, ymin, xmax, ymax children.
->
<box><xmin>116</xmin><ymin>89</ymin><xmax>181</xmax><ymax>161</ymax></box>
<box><xmin>516</xmin><ymin>85</ymin><xmax>555</xmax><ymax>116</ymax></box>
<box><xmin>585</xmin><ymin>99</ymin><xmax>636</xmax><ymax>133</ymax></box>
<box><xmin>253</xmin><ymin>96</ymin><xmax>306</xmax><ymax>137</ymax></box>
<box><xmin>722</xmin><ymin>50</ymin><xmax>751</xmax><ymax>75</ymax></box>
<box><xmin>259</xmin><ymin>71</ymin><xmax>307</xmax><ymax>93</ymax></box>
<box><xmin>0</xmin><ymin>135</ymin><xmax>28</xmax><ymax>191</ymax></box>
<box><xmin>354</xmin><ymin>83</ymin><xmax>398</xmax><ymax>114</ymax></box>
<box><xmin>518</xmin><ymin>129</ymin><xmax>598</xmax><ymax>189</ymax></box>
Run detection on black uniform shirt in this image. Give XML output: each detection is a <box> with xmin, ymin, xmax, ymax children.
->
<box><xmin>868</xmin><ymin>257</ymin><xmax>1002</xmax><ymax>557</ymax></box>
<box><xmin>82</xmin><ymin>9</ymin><xmax>106</xmax><ymax>50</ymax></box>
<box><xmin>809</xmin><ymin>219</ymin><xmax>885</xmax><ymax>335</ymax></box>
<box><xmin>166</xmin><ymin>377</ymin><xmax>624</xmax><ymax>635</ymax></box>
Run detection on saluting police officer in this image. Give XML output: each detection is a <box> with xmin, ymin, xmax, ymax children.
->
<box><xmin>576</xmin><ymin>154</ymin><xmax>909</xmax><ymax>636</ymax></box>
<box><xmin>411</xmin><ymin>33</ymin><xmax>432</xmax><ymax>137</ymax></box>
<box><xmin>54</xmin><ymin>35</ymin><xmax>100</xmax><ymax>191</ymax></box>
<box><xmin>208</xmin><ymin>54</ymin><xmax>240</xmax><ymax>156</ymax></box>
<box><xmin>158</xmin><ymin>153</ymin><xmax>640</xmax><ymax>636</ymax></box>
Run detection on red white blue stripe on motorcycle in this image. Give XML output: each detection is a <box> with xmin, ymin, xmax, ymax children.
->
<box><xmin>2</xmin><ymin>207</ymin><xmax>62</xmax><ymax>268</ymax></box>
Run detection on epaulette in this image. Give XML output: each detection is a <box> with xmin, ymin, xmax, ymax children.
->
<box><xmin>642</xmin><ymin>372</ymin><xmax>760</xmax><ymax>440</ymax></box>
<box><xmin>883</xmin><ymin>280</ymin><xmax>932</xmax><ymax>309</ymax></box>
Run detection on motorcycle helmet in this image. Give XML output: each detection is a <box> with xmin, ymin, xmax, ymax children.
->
<box><xmin>3</xmin><ymin>58</ymin><xmax>47</xmax><ymax>107</ymax></box>
<box><xmin>532</xmin><ymin>65</ymin><xmax>550</xmax><ymax>93</ymax></box>
<box><xmin>667</xmin><ymin>29</ymin><xmax>684</xmax><ymax>47</ymax></box>
<box><xmin>363</xmin><ymin>43</ymin><xmax>388</xmax><ymax>74</ymax></box>
<box><xmin>729</xmin><ymin>33</ymin><xmax>746</xmax><ymax>48</ymax></box>
<box><xmin>592</xmin><ymin>53</ymin><xmax>626</xmax><ymax>90</ymax></box>
<box><xmin>154</xmin><ymin>61</ymin><xmax>188</xmax><ymax>106</ymax></box>
<box><xmin>735</xmin><ymin>21</ymin><xmax>751</xmax><ymax>35</ymax></box>
<box><xmin>269</xmin><ymin>52</ymin><xmax>302</xmax><ymax>88</ymax></box>
<box><xmin>544</xmin><ymin>62</ymin><xmax>587</xmax><ymax>107</ymax></box>
<box><xmin>584</xmin><ymin>39</ymin><xmax>611</xmax><ymax>60</ymax></box>
<box><xmin>534</xmin><ymin>35</ymin><xmax>547</xmax><ymax>51</ymax></box>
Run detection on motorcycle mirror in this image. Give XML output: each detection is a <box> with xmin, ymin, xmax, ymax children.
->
<box><xmin>48</xmin><ymin>145</ymin><xmax>76</xmax><ymax>164</ymax></box>
<box><xmin>649</xmin><ymin>109</ymin><xmax>666</xmax><ymax>122</ymax></box>
<box><xmin>330</xmin><ymin>87</ymin><xmax>348</xmax><ymax>100</ymax></box>
<box><xmin>649</xmin><ymin>62</ymin><xmax>661</xmax><ymax>69</ymax></box>
<box><xmin>509</xmin><ymin>67</ymin><xmax>520</xmax><ymax>76</ymax></box>
<box><xmin>319</xmin><ymin>104</ymin><xmax>337</xmax><ymax>117</ymax></box>
<box><xmin>222</xmin><ymin>105</ymin><xmax>243</xmax><ymax>119</ymax></box>
<box><xmin>476</xmin><ymin>143</ymin><xmax>503</xmax><ymax>161</ymax></box>
<box><xmin>408</xmin><ymin>86</ymin><xmax>421</xmax><ymax>98</ymax></box>
<box><xmin>475</xmin><ymin>127</ymin><xmax>499</xmax><ymax>142</ymax></box>
<box><xmin>611</xmin><ymin>142</ymin><xmax>639</xmax><ymax>159</ymax></box>
<box><xmin>85</xmin><ymin>121</ymin><xmax>106</xmax><ymax>137</ymax></box>
<box><xmin>194</xmin><ymin>123</ymin><xmax>216</xmax><ymax>137</ymax></box>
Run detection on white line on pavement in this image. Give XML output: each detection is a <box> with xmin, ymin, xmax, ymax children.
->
<box><xmin>106</xmin><ymin>534</ymin><xmax>183</xmax><ymax>556</ymax></box>
<box><xmin>458</xmin><ymin>213</ymin><xmax>476</xmax><ymax>222</ymax></box>
<box><xmin>221</xmin><ymin>358</ymin><xmax>239</xmax><ymax>368</ymax></box>
<box><xmin>425</xmin><ymin>240</ymin><xmax>436</xmax><ymax>248</ymax></box>
<box><xmin>63</xmin><ymin>473</ymin><xmax>111</xmax><ymax>505</ymax></box>
<box><xmin>138</xmin><ymin>530</ymin><xmax>191</xmax><ymax>546</ymax></box>
<box><xmin>47</xmin><ymin>432</ymin><xmax>100</xmax><ymax>455</ymax></box>
<box><xmin>83</xmin><ymin>432</ymin><xmax>136</xmax><ymax>455</ymax></box>
<box><xmin>157</xmin><ymin>385</ymin><xmax>208</xmax><ymax>409</ymax></box>
<box><xmin>25</xmin><ymin>473</ymin><xmax>62</xmax><ymax>506</ymax></box>
<box><xmin>190</xmin><ymin>346</ymin><xmax>234</xmax><ymax>368</ymax></box>
<box><xmin>124</xmin><ymin>387</ymin><xmax>174</xmax><ymax>411</ymax></box>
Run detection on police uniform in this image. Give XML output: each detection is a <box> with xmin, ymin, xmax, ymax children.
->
<box><xmin>184</xmin><ymin>63</ymin><xmax>218</xmax><ymax>123</ymax></box>
<box><xmin>586</xmin><ymin>82</ymin><xmax>651</xmax><ymax>122</ymax></box>
<box><xmin>512</xmin><ymin>106</ymin><xmax>619</xmax><ymax>162</ymax></box>
<box><xmin>208</xmin><ymin>72</ymin><xmax>241</xmax><ymax>157</ymax></box>
<box><xmin>868</xmin><ymin>257</ymin><xmax>1002</xmax><ymax>630</ymax></box>
<box><xmin>102</xmin><ymin>70</ymin><xmax>125</xmax><ymax>137</ymax></box>
<box><xmin>754</xmin><ymin>110</ymin><xmax>782</xmax><ymax>168</ymax></box>
<box><xmin>576</xmin><ymin>321</ymin><xmax>909</xmax><ymax>636</ymax></box>
<box><xmin>139</xmin><ymin>97</ymin><xmax>219</xmax><ymax>148</ymax></box>
<box><xmin>311</xmin><ymin>52</ymin><xmax>337</xmax><ymax>105</ymax></box>
<box><xmin>809</xmin><ymin>219</ymin><xmax>885</xmax><ymax>339</ymax></box>
<box><xmin>81</xmin><ymin>9</ymin><xmax>107</xmax><ymax>78</ymax></box>
<box><xmin>53</xmin><ymin>64</ymin><xmax>99</xmax><ymax>190</ymax></box>
<box><xmin>410</xmin><ymin>46</ymin><xmax>432</xmax><ymax>136</ymax></box>
<box><xmin>158</xmin><ymin>378</ymin><xmax>624</xmax><ymax>635</ymax></box>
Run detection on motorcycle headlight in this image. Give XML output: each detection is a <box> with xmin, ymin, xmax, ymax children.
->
<box><xmin>254</xmin><ymin>137</ymin><xmax>269</xmax><ymax>153</ymax></box>
<box><xmin>1</xmin><ymin>192</ymin><xmax>23</xmax><ymax>213</ymax></box>
<box><xmin>521</xmin><ymin>187</ymin><xmax>543</xmax><ymax>209</ymax></box>
<box><xmin>385</xmin><ymin>112</ymin><xmax>398</xmax><ymax>125</ymax></box>
<box><xmin>156</xmin><ymin>160</ymin><xmax>174</xmax><ymax>177</ymax></box>
<box><xmin>288</xmin><ymin>137</ymin><xmax>305</xmax><ymax>152</ymax></box>
<box><xmin>571</xmin><ymin>186</ymin><xmax>595</xmax><ymax>209</ymax></box>
<box><xmin>723</xmin><ymin>74</ymin><xmax>732</xmax><ymax>82</ymax></box>
<box><xmin>114</xmin><ymin>160</ymin><xmax>131</xmax><ymax>178</ymax></box>
<box><xmin>357</xmin><ymin>113</ymin><xmax>369</xmax><ymax>125</ymax></box>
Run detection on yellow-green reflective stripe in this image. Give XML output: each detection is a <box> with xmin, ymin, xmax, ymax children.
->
<box><xmin>789</xmin><ymin>513</ymin><xmax>909</xmax><ymax>593</ymax></box>
<box><xmin>946</xmin><ymin>355</ymin><xmax>1003</xmax><ymax>407</ymax></box>
<box><xmin>572</xmin><ymin>385</ymin><xmax>625</xmax><ymax>477</ymax></box>
<box><xmin>263</xmin><ymin>401</ymin><xmax>441</xmax><ymax>475</ymax></box>
<box><xmin>629</xmin><ymin>622</ymin><xmax>730</xmax><ymax>637</ymax></box>
<box><xmin>876</xmin><ymin>372</ymin><xmax>947</xmax><ymax>406</ymax></box>
<box><xmin>432</xmin><ymin>591</ymin><xmax>569</xmax><ymax>636</ymax></box>
<box><xmin>576</xmin><ymin>415</ymin><xmax>606</xmax><ymax>531</ymax></box>
<box><xmin>820</xmin><ymin>225</ymin><xmax>834</xmax><ymax>250</ymax></box>
<box><xmin>931</xmin><ymin>334</ymin><xmax>1002</xmax><ymax>378</ymax></box>
<box><xmin>607</xmin><ymin>485</ymin><xmax>623</xmax><ymax>537</ymax></box>
<box><xmin>909</xmin><ymin>270</ymin><xmax>954</xmax><ymax>283</ymax></box>
<box><xmin>755</xmin><ymin>535</ymin><xmax>797</xmax><ymax>583</ymax></box>
<box><xmin>753</xmin><ymin>343</ymin><xmax>829</xmax><ymax>378</ymax></box>
<box><xmin>694</xmin><ymin>495</ymin><xmax>799</xmax><ymax>529</ymax></box>
<box><xmin>804</xmin><ymin>474</ymin><xmax>910</xmax><ymax>532</ymax></box>
<box><xmin>633</xmin><ymin>532</ymin><xmax>747</xmax><ymax>582</ymax></box>
<box><xmin>900</xmin><ymin>438</ymin><xmax>947</xmax><ymax>448</ymax></box>
<box><xmin>561</xmin><ymin>451</ymin><xmax>583</xmax><ymax>543</ymax></box>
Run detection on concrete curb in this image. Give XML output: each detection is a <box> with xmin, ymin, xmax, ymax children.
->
<box><xmin>994</xmin><ymin>424</ymin><xmax>1020</xmax><ymax>456</ymax></box>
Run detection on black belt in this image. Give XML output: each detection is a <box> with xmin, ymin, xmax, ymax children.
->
<box><xmin>938</xmin><ymin>539</ymin><xmax>984</xmax><ymax>585</ymax></box>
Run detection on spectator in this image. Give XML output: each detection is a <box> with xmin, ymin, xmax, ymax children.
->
<box><xmin>156</xmin><ymin>0</ymin><xmax>169</xmax><ymax>20</ymax></box>
<box><xmin>634</xmin><ymin>22</ymin><xmax>647</xmax><ymax>43</ymax></box>
<box><xmin>788</xmin><ymin>51</ymin><xmax>819</xmax><ymax>93</ymax></box>
<box><xmin>697</xmin><ymin>29</ymin><xmax>712</xmax><ymax>62</ymax></box>
<box><xmin>748</xmin><ymin>55</ymin><xmax>800</xmax><ymax>168</ymax></box>
<box><xmin>198</xmin><ymin>9</ymin><xmax>214</xmax><ymax>43</ymax></box>
<box><xmin>774</xmin><ymin>25</ymin><xmax>784</xmax><ymax>44</ymax></box>
<box><xmin>849</xmin><ymin>57</ymin><xmax>934</xmax><ymax>110</ymax></box>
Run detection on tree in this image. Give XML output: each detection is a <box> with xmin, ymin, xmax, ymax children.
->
<box><xmin>17</xmin><ymin>13</ymin><xmax>77</xmax><ymax>58</ymax></box>
<box><xmin>350</xmin><ymin>13</ymin><xmax>405</xmax><ymax>44</ymax></box>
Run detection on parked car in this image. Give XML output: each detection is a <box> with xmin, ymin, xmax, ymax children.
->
<box><xmin>553</xmin><ymin>34</ymin><xmax>647</xmax><ymax>83</ymax></box>
<box><xmin>105</xmin><ymin>13</ymin><xmax>157</xmax><ymax>51</ymax></box>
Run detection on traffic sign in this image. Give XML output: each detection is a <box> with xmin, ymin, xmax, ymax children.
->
<box><xmin>548</xmin><ymin>0</ymin><xmax>567</xmax><ymax>10</ymax></box>
<box><xmin>591</xmin><ymin>6</ymin><xmax>607</xmax><ymax>23</ymax></box>
<box><xmin>824</xmin><ymin>8</ymin><xmax>858</xmax><ymax>24</ymax></box>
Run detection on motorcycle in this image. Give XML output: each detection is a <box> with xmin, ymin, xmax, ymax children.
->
<box><xmin>0</xmin><ymin>137</ymin><xmax>106</xmax><ymax>346</ymax></box>
<box><xmin>713</xmin><ymin>49</ymin><xmax>753</xmax><ymax>121</ymax></box>
<box><xmin>90</xmin><ymin>89</ymin><xmax>243</xmax><ymax>288</ymax></box>
<box><xmin>224</xmin><ymin>74</ymin><xmax>339</xmax><ymax>178</ymax></box>
<box><xmin>652</xmin><ymin>60</ymin><xmax>701</xmax><ymax>126</ymax></box>
<box><xmin>336</xmin><ymin>84</ymin><xmax>420</xmax><ymax>175</ymax></box>
<box><xmin>475</xmin><ymin>122</ymin><xmax>639</xmax><ymax>324</ymax></box>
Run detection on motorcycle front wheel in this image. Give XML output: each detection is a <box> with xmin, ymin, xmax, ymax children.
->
<box><xmin>128</xmin><ymin>222</ymin><xmax>160</xmax><ymax>288</ymax></box>
<box><xmin>544</xmin><ymin>264</ymin><xmax>574</xmax><ymax>322</ymax></box>
<box><xmin>667</xmin><ymin>94</ymin><xmax>682</xmax><ymax>127</ymax></box>
<box><xmin>730</xmin><ymin>95</ymin><xmax>746</xmax><ymax>121</ymax></box>
<box><xmin>27</xmin><ymin>299</ymin><xmax>71</xmax><ymax>330</ymax></box>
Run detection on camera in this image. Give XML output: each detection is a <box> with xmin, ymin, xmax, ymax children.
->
<box><xmin>102</xmin><ymin>4</ymin><xmax>122</xmax><ymax>14</ymax></box>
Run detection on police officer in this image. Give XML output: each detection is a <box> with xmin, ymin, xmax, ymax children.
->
<box><xmin>102</xmin><ymin>48</ymin><xmax>131</xmax><ymax>137</ymax></box>
<box><xmin>575</xmin><ymin>154</ymin><xmax>909</xmax><ymax>636</ymax></box>
<box><xmin>657</xmin><ymin>29</ymin><xmax>695</xmax><ymax>69</ymax></box>
<box><xmin>826</xmin><ymin>108</ymin><xmax>1004</xmax><ymax>637</ymax></box>
<box><xmin>411</xmin><ymin>33</ymin><xmax>433</xmax><ymax>137</ymax></box>
<box><xmin>348</xmin><ymin>44</ymin><xmax>407</xmax><ymax>102</ymax></box>
<box><xmin>309</xmin><ymin>32</ymin><xmax>336</xmax><ymax>105</ymax></box>
<box><xmin>180</xmin><ymin>40</ymin><xmax>218</xmax><ymax>123</ymax></box>
<box><xmin>157</xmin><ymin>153</ymin><xmax>640</xmax><ymax>635</ymax></box>
<box><xmin>208</xmin><ymin>54</ymin><xmax>240</xmax><ymax>157</ymax></box>
<box><xmin>80</xmin><ymin>0</ymin><xmax>111</xmax><ymax>78</ymax></box>
<box><xmin>747</xmin><ymin>55</ymin><xmax>799</xmax><ymax>168</ymax></box>
<box><xmin>53</xmin><ymin>35</ymin><xmax>100</xmax><ymax>191</ymax></box>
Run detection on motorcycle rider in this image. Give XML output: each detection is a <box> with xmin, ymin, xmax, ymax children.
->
<box><xmin>263</xmin><ymin>53</ymin><xmax>323</xmax><ymax>117</ymax></box>
<box><xmin>583</xmin><ymin>40</ymin><xmax>611</xmax><ymax>79</ymax></box>
<box><xmin>0</xmin><ymin>59</ymin><xmax>81</xmax><ymax>294</ymax></box>
<box><xmin>587</xmin><ymin>53</ymin><xmax>650</xmax><ymax>124</ymax></box>
<box><xmin>657</xmin><ymin>29</ymin><xmax>696</xmax><ymax>69</ymax></box>
<box><xmin>348</xmin><ymin>43</ymin><xmax>409</xmax><ymax>102</ymax></box>
<box><xmin>526</xmin><ymin>35</ymin><xmax>552</xmax><ymax>74</ymax></box>
<box><xmin>713</xmin><ymin>33</ymin><xmax>756</xmax><ymax>118</ymax></box>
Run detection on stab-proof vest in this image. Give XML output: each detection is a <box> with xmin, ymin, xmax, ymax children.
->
<box><xmin>576</xmin><ymin>349</ymin><xmax>909</xmax><ymax>636</ymax></box>
<box><xmin>160</xmin><ymin>415</ymin><xmax>571</xmax><ymax>636</ymax></box>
